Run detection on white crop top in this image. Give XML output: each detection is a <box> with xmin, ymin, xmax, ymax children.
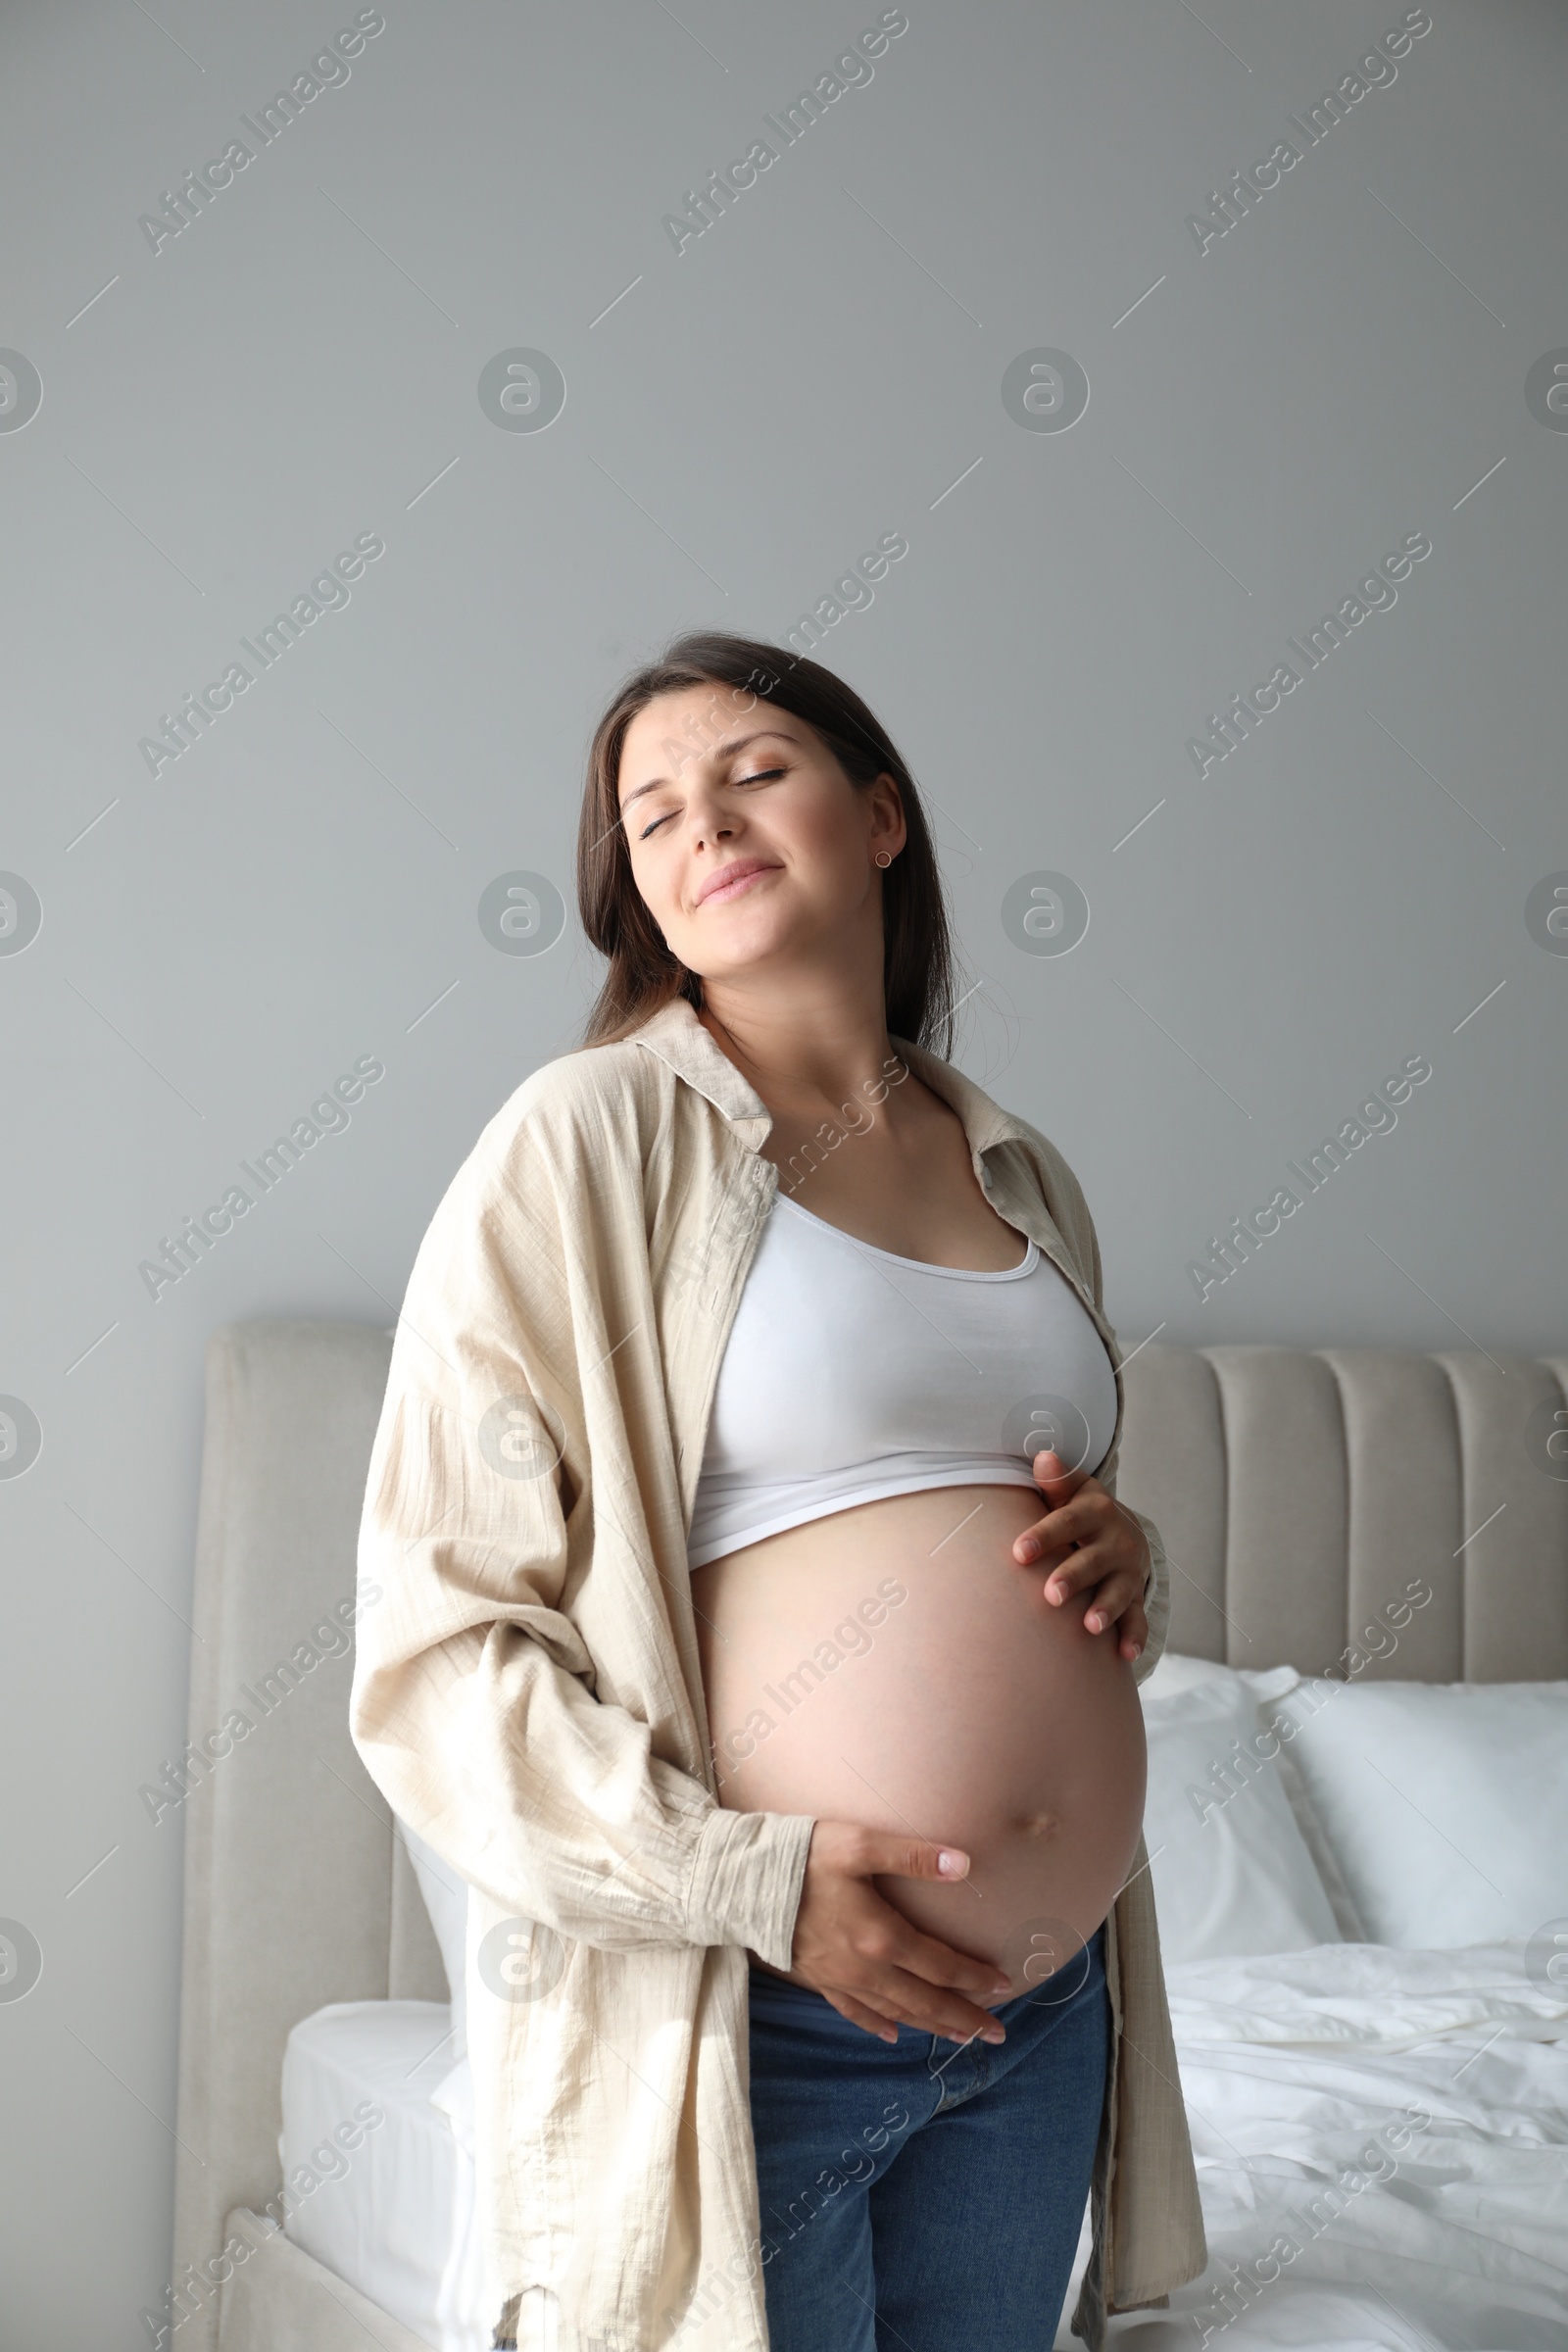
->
<box><xmin>687</xmin><ymin>1190</ymin><xmax>1120</xmax><ymax>1570</ymax></box>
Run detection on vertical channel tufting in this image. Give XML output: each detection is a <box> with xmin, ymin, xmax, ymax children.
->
<box><xmin>174</xmin><ymin>1320</ymin><xmax>405</xmax><ymax>2352</ymax></box>
<box><xmin>1204</xmin><ymin>1347</ymin><xmax>1348</xmax><ymax>1675</ymax></box>
<box><xmin>1317</xmin><ymin>1351</ymin><xmax>1463</xmax><ymax>1680</ymax></box>
<box><xmin>1436</xmin><ymin>1352</ymin><xmax>1568</xmax><ymax>1681</ymax></box>
<box><xmin>1542</xmin><ymin>1355</ymin><xmax>1568</xmax><ymax>1502</ymax></box>
<box><xmin>1113</xmin><ymin>1345</ymin><xmax>1567</xmax><ymax>1682</ymax></box>
<box><xmin>1116</xmin><ymin>1344</ymin><xmax>1228</xmax><ymax>1660</ymax></box>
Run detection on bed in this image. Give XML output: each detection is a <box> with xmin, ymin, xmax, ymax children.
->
<box><xmin>169</xmin><ymin>1323</ymin><xmax>1568</xmax><ymax>2352</ymax></box>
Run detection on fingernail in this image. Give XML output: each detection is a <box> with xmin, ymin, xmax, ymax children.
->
<box><xmin>1087</xmin><ymin>1612</ymin><xmax>1103</xmax><ymax>1633</ymax></box>
<box><xmin>983</xmin><ymin>2026</ymin><xmax>1006</xmax><ymax>2044</ymax></box>
<box><xmin>990</xmin><ymin>1979</ymin><xmax>1011</xmax><ymax>1998</ymax></box>
<box><xmin>1015</xmin><ymin>1536</ymin><xmax>1039</xmax><ymax>1562</ymax></box>
<box><xmin>937</xmin><ymin>1848</ymin><xmax>968</xmax><ymax>1876</ymax></box>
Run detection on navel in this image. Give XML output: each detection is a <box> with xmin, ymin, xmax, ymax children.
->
<box><xmin>1012</xmin><ymin>1810</ymin><xmax>1061</xmax><ymax>1839</ymax></box>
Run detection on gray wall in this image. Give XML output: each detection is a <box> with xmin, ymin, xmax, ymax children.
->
<box><xmin>2</xmin><ymin>0</ymin><xmax>1565</xmax><ymax>2340</ymax></box>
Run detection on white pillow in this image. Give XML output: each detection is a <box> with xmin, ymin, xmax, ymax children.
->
<box><xmin>1140</xmin><ymin>1657</ymin><xmax>1342</xmax><ymax>1963</ymax></box>
<box><xmin>1237</xmin><ymin>1673</ymin><xmax>1370</xmax><ymax>1942</ymax></box>
<box><xmin>1139</xmin><ymin>1653</ymin><xmax>1369</xmax><ymax>1939</ymax></box>
<box><xmin>1264</xmin><ymin>1676</ymin><xmax>1568</xmax><ymax>1948</ymax></box>
<box><xmin>395</xmin><ymin>1816</ymin><xmax>468</xmax><ymax>2060</ymax></box>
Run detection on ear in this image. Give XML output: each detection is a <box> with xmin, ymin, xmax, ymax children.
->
<box><xmin>869</xmin><ymin>770</ymin><xmax>907</xmax><ymax>853</ymax></box>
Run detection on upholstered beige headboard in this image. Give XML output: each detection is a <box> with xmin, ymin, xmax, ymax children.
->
<box><xmin>1116</xmin><ymin>1344</ymin><xmax>1568</xmax><ymax>1682</ymax></box>
<box><xmin>171</xmin><ymin>1322</ymin><xmax>1568</xmax><ymax>2348</ymax></box>
<box><xmin>172</xmin><ymin>1322</ymin><xmax>443</xmax><ymax>2352</ymax></box>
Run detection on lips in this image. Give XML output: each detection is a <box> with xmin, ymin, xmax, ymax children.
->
<box><xmin>695</xmin><ymin>859</ymin><xmax>779</xmax><ymax>906</ymax></box>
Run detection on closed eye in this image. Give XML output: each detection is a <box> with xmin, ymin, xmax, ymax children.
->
<box><xmin>637</xmin><ymin>766</ymin><xmax>786</xmax><ymax>839</ymax></box>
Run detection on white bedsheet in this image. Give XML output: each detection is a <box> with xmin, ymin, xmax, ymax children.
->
<box><xmin>1086</xmin><ymin>1940</ymin><xmax>1568</xmax><ymax>2352</ymax></box>
<box><xmin>278</xmin><ymin>1997</ymin><xmax>486</xmax><ymax>2352</ymax></box>
<box><xmin>281</xmin><ymin>1946</ymin><xmax>1568</xmax><ymax>2352</ymax></box>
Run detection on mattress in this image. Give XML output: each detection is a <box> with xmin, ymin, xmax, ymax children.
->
<box><xmin>281</xmin><ymin>1943</ymin><xmax>1568</xmax><ymax>2352</ymax></box>
<box><xmin>1109</xmin><ymin>1938</ymin><xmax>1568</xmax><ymax>2350</ymax></box>
<box><xmin>278</xmin><ymin>1998</ymin><xmax>489</xmax><ymax>2352</ymax></box>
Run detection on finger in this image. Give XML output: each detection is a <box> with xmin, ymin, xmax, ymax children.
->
<box><xmin>824</xmin><ymin>1991</ymin><xmax>900</xmax><ymax>2043</ymax></box>
<box><xmin>860</xmin><ymin>1902</ymin><xmax>1014</xmax><ymax>2013</ymax></box>
<box><xmin>1040</xmin><ymin>1548</ymin><xmax>1122</xmax><ymax>1604</ymax></box>
<box><xmin>1037</xmin><ymin>1525</ymin><xmax>1135</xmax><ymax>1592</ymax></box>
<box><xmin>1049</xmin><ymin>1486</ymin><xmax>1109</xmax><ymax>1536</ymax></box>
<box><xmin>1081</xmin><ymin>1571</ymin><xmax>1147</xmax><ymax>1635</ymax></box>
<box><xmin>868</xmin><ymin>1957</ymin><xmax>1006</xmax><ymax>2044</ymax></box>
<box><xmin>1116</xmin><ymin>1599</ymin><xmax>1149</xmax><ymax>1662</ymax></box>
<box><xmin>809</xmin><ymin>1931</ymin><xmax>1005</xmax><ymax>2042</ymax></box>
<box><xmin>852</xmin><ymin>1838</ymin><xmax>1014</xmax><ymax>2003</ymax></box>
<box><xmin>1053</xmin><ymin>1571</ymin><xmax>1142</xmax><ymax>1627</ymax></box>
<box><xmin>860</xmin><ymin>1831</ymin><xmax>973</xmax><ymax>1881</ymax></box>
<box><xmin>1029</xmin><ymin>1447</ymin><xmax>1092</xmax><ymax>1499</ymax></box>
<box><xmin>1011</xmin><ymin>1530</ymin><xmax>1077</xmax><ymax>1573</ymax></box>
<box><xmin>1012</xmin><ymin>1489</ymin><xmax>1105</xmax><ymax>1564</ymax></box>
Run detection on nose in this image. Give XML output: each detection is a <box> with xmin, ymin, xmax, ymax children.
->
<box><xmin>689</xmin><ymin>801</ymin><xmax>736</xmax><ymax>852</ymax></box>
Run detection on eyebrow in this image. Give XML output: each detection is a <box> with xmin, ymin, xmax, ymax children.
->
<box><xmin>618</xmin><ymin>726</ymin><xmax>798</xmax><ymax>812</ymax></box>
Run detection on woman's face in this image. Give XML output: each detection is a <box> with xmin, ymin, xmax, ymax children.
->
<box><xmin>616</xmin><ymin>683</ymin><xmax>906</xmax><ymax>985</ymax></box>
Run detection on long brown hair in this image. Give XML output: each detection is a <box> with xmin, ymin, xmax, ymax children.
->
<box><xmin>575</xmin><ymin>629</ymin><xmax>960</xmax><ymax>1054</ymax></box>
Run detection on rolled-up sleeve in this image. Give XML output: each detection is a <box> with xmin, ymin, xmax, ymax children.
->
<box><xmin>1105</xmin><ymin>1494</ymin><xmax>1171</xmax><ymax>1688</ymax></box>
<box><xmin>1072</xmin><ymin>1173</ymin><xmax>1172</xmax><ymax>1690</ymax></box>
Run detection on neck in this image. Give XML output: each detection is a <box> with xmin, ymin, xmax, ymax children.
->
<box><xmin>696</xmin><ymin>977</ymin><xmax>898</xmax><ymax>1123</ymax></box>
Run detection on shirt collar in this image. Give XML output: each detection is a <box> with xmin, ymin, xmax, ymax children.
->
<box><xmin>629</xmin><ymin>993</ymin><xmax>1038</xmax><ymax>1163</ymax></box>
<box><xmin>889</xmin><ymin>1032</ymin><xmax>1039</xmax><ymax>1160</ymax></box>
<box><xmin>629</xmin><ymin>995</ymin><xmax>772</xmax><ymax>1147</ymax></box>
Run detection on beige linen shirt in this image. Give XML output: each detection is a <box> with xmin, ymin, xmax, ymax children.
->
<box><xmin>349</xmin><ymin>994</ymin><xmax>1206</xmax><ymax>2352</ymax></box>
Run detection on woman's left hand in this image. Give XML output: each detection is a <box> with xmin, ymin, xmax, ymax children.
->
<box><xmin>1010</xmin><ymin>1448</ymin><xmax>1149</xmax><ymax>1663</ymax></box>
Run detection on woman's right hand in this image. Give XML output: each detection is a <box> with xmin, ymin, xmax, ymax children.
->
<box><xmin>775</xmin><ymin>1820</ymin><xmax>1013</xmax><ymax>2045</ymax></box>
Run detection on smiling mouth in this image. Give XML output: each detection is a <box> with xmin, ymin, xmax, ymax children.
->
<box><xmin>699</xmin><ymin>864</ymin><xmax>778</xmax><ymax>906</ymax></box>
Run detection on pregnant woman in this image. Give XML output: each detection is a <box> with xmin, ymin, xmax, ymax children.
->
<box><xmin>351</xmin><ymin>632</ymin><xmax>1205</xmax><ymax>2352</ymax></box>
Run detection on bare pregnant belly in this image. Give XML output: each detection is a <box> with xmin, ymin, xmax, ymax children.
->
<box><xmin>690</xmin><ymin>1483</ymin><xmax>1148</xmax><ymax>2005</ymax></box>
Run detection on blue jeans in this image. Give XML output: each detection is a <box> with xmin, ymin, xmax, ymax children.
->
<box><xmin>747</xmin><ymin>1922</ymin><xmax>1108</xmax><ymax>2352</ymax></box>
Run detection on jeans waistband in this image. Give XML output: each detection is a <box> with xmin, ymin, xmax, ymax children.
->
<box><xmin>748</xmin><ymin>1918</ymin><xmax>1105</xmax><ymax>2009</ymax></box>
